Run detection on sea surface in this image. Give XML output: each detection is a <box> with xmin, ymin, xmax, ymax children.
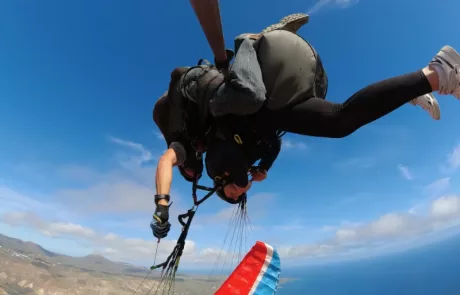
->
<box><xmin>277</xmin><ymin>235</ymin><xmax>460</xmax><ymax>295</ymax></box>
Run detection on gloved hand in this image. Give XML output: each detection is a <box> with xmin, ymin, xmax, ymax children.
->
<box><xmin>150</xmin><ymin>204</ymin><xmax>171</xmax><ymax>239</ymax></box>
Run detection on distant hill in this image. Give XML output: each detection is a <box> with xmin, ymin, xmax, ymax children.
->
<box><xmin>0</xmin><ymin>233</ymin><xmax>219</xmax><ymax>295</ymax></box>
<box><xmin>0</xmin><ymin>233</ymin><xmax>61</xmax><ymax>258</ymax></box>
<box><xmin>0</xmin><ymin>233</ymin><xmax>149</xmax><ymax>276</ymax></box>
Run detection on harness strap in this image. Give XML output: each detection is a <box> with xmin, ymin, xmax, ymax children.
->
<box><xmin>151</xmin><ymin>174</ymin><xmax>220</xmax><ymax>274</ymax></box>
<box><xmin>177</xmin><ymin>60</ymin><xmax>226</xmax><ymax>155</ymax></box>
<box><xmin>195</xmin><ymin>67</ymin><xmax>225</xmax><ymax>145</ymax></box>
<box><xmin>192</xmin><ymin>170</ymin><xmax>219</xmax><ymax>206</ymax></box>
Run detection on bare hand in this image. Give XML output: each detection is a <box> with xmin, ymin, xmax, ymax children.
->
<box><xmin>250</xmin><ymin>168</ymin><xmax>267</xmax><ymax>182</ymax></box>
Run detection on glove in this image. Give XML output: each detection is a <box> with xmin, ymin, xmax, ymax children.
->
<box><xmin>150</xmin><ymin>204</ymin><xmax>171</xmax><ymax>239</ymax></box>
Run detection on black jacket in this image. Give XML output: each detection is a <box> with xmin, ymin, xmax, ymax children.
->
<box><xmin>205</xmin><ymin>135</ymin><xmax>281</xmax><ymax>188</ymax></box>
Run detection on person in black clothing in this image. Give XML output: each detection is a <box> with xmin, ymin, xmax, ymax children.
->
<box><xmin>150</xmin><ymin>9</ymin><xmax>460</xmax><ymax>240</ymax></box>
<box><xmin>205</xmin><ymin>131</ymin><xmax>282</xmax><ymax>204</ymax></box>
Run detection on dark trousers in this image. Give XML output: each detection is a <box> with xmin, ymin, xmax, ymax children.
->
<box><xmin>262</xmin><ymin>70</ymin><xmax>432</xmax><ymax>138</ymax></box>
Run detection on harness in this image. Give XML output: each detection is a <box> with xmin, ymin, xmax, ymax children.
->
<box><xmin>179</xmin><ymin>59</ymin><xmax>226</xmax><ymax>153</ymax></box>
<box><xmin>172</xmin><ymin>59</ymin><xmax>226</xmax><ymax>182</ymax></box>
<box><xmin>176</xmin><ymin>58</ymin><xmax>287</xmax><ymax>185</ymax></box>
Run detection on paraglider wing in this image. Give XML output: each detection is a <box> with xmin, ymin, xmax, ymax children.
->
<box><xmin>215</xmin><ymin>241</ymin><xmax>281</xmax><ymax>295</ymax></box>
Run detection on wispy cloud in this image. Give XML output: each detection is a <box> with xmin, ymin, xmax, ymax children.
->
<box><xmin>55</xmin><ymin>181</ymin><xmax>156</xmax><ymax>214</ymax></box>
<box><xmin>51</xmin><ymin>137</ymin><xmax>168</xmax><ymax>215</ymax></box>
<box><xmin>154</xmin><ymin>131</ymin><xmax>165</xmax><ymax>141</ymax></box>
<box><xmin>281</xmin><ymin>194</ymin><xmax>460</xmax><ymax>261</ymax></box>
<box><xmin>8</xmin><ymin>136</ymin><xmax>187</xmax><ymax>220</ymax></box>
<box><xmin>282</xmin><ymin>140</ymin><xmax>307</xmax><ymax>150</ymax></box>
<box><xmin>196</xmin><ymin>192</ymin><xmax>276</xmax><ymax>226</ymax></box>
<box><xmin>335</xmin><ymin>156</ymin><xmax>376</xmax><ymax>169</ymax></box>
<box><xmin>108</xmin><ymin>135</ymin><xmax>154</xmax><ymax>164</ymax></box>
<box><xmin>307</xmin><ymin>0</ymin><xmax>360</xmax><ymax>15</ymax></box>
<box><xmin>4</xmin><ymin>132</ymin><xmax>460</xmax><ymax>267</ymax></box>
<box><xmin>423</xmin><ymin>177</ymin><xmax>450</xmax><ymax>197</ymax></box>
<box><xmin>408</xmin><ymin>178</ymin><xmax>452</xmax><ymax>215</ymax></box>
<box><xmin>398</xmin><ymin>164</ymin><xmax>413</xmax><ymax>180</ymax></box>
<box><xmin>0</xmin><ymin>210</ymin><xmax>198</xmax><ymax>265</ymax></box>
<box><xmin>320</xmin><ymin>220</ymin><xmax>362</xmax><ymax>233</ymax></box>
<box><xmin>273</xmin><ymin>218</ymin><xmax>306</xmax><ymax>231</ymax></box>
<box><xmin>0</xmin><ymin>201</ymin><xmax>256</xmax><ymax>268</ymax></box>
<box><xmin>447</xmin><ymin>143</ymin><xmax>460</xmax><ymax>171</ymax></box>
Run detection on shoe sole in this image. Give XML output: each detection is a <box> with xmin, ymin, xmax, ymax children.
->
<box><xmin>412</xmin><ymin>93</ymin><xmax>441</xmax><ymax>120</ymax></box>
<box><xmin>428</xmin><ymin>94</ymin><xmax>441</xmax><ymax>120</ymax></box>
<box><xmin>261</xmin><ymin>14</ymin><xmax>309</xmax><ymax>34</ymax></box>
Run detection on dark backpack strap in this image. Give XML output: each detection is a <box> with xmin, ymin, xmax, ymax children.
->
<box><xmin>194</xmin><ymin>66</ymin><xmax>225</xmax><ymax>146</ymax></box>
<box><xmin>310</xmin><ymin>47</ymin><xmax>328</xmax><ymax>100</ymax></box>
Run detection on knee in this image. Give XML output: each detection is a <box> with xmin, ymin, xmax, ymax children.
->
<box><xmin>328</xmin><ymin>116</ymin><xmax>360</xmax><ymax>138</ymax></box>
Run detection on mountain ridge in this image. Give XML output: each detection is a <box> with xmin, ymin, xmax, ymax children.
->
<box><xmin>0</xmin><ymin>233</ymin><xmax>148</xmax><ymax>276</ymax></box>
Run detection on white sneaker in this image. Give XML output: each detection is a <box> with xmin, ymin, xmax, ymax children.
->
<box><xmin>409</xmin><ymin>93</ymin><xmax>441</xmax><ymax>120</ymax></box>
<box><xmin>429</xmin><ymin>45</ymin><xmax>460</xmax><ymax>99</ymax></box>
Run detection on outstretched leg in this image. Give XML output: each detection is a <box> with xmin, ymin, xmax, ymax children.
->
<box><xmin>269</xmin><ymin>46</ymin><xmax>460</xmax><ymax>138</ymax></box>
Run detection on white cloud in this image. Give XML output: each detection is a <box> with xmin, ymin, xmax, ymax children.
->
<box><xmin>3</xmin><ymin>187</ymin><xmax>460</xmax><ymax>267</ymax></box>
<box><xmin>154</xmin><ymin>131</ymin><xmax>165</xmax><ymax>141</ymax></box>
<box><xmin>335</xmin><ymin>157</ymin><xmax>376</xmax><ymax>169</ymax></box>
<box><xmin>273</xmin><ymin>224</ymin><xmax>305</xmax><ymax>231</ymax></box>
<box><xmin>0</xmin><ymin>136</ymin><xmax>258</xmax><ymax>268</ymax></box>
<box><xmin>56</xmin><ymin>181</ymin><xmax>155</xmax><ymax>214</ymax></box>
<box><xmin>280</xmin><ymin>194</ymin><xmax>460</xmax><ymax>261</ymax></box>
<box><xmin>430</xmin><ymin>196</ymin><xmax>460</xmax><ymax>219</ymax></box>
<box><xmin>307</xmin><ymin>0</ymin><xmax>359</xmax><ymax>15</ymax></box>
<box><xmin>2</xmin><ymin>211</ymin><xmax>96</xmax><ymax>239</ymax></box>
<box><xmin>196</xmin><ymin>193</ymin><xmax>275</xmax><ymax>226</ymax></box>
<box><xmin>368</xmin><ymin>213</ymin><xmax>414</xmax><ymax>237</ymax></box>
<box><xmin>282</xmin><ymin>140</ymin><xmax>307</xmax><ymax>150</ymax></box>
<box><xmin>0</xmin><ymin>182</ymin><xmax>256</xmax><ymax>268</ymax></box>
<box><xmin>47</xmin><ymin>223</ymin><xmax>96</xmax><ymax>239</ymax></box>
<box><xmin>335</xmin><ymin>229</ymin><xmax>357</xmax><ymax>242</ymax></box>
<box><xmin>0</xmin><ymin>207</ymin><xmax>253</xmax><ymax>269</ymax></box>
<box><xmin>321</xmin><ymin>221</ymin><xmax>362</xmax><ymax>232</ymax></box>
<box><xmin>4</xmin><ymin>134</ymin><xmax>460</xmax><ymax>268</ymax></box>
<box><xmin>423</xmin><ymin>177</ymin><xmax>450</xmax><ymax>197</ymax></box>
<box><xmin>53</xmin><ymin>136</ymin><xmax>190</xmax><ymax>217</ymax></box>
<box><xmin>441</xmin><ymin>143</ymin><xmax>460</xmax><ymax>174</ymax></box>
<box><xmin>398</xmin><ymin>165</ymin><xmax>413</xmax><ymax>180</ymax></box>
<box><xmin>0</xmin><ymin>210</ymin><xmax>200</xmax><ymax>264</ymax></box>
<box><xmin>108</xmin><ymin>136</ymin><xmax>153</xmax><ymax>164</ymax></box>
<box><xmin>447</xmin><ymin>144</ymin><xmax>460</xmax><ymax>170</ymax></box>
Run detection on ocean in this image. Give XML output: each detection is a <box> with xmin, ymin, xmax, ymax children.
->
<box><xmin>277</xmin><ymin>235</ymin><xmax>460</xmax><ymax>295</ymax></box>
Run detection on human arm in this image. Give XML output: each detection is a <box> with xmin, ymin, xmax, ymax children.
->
<box><xmin>155</xmin><ymin>142</ymin><xmax>187</xmax><ymax>205</ymax></box>
<box><xmin>189</xmin><ymin>0</ymin><xmax>228</xmax><ymax>68</ymax></box>
<box><xmin>155</xmin><ymin>149</ymin><xmax>177</xmax><ymax>205</ymax></box>
<box><xmin>258</xmin><ymin>136</ymin><xmax>282</xmax><ymax>171</ymax></box>
<box><xmin>251</xmin><ymin>137</ymin><xmax>282</xmax><ymax>181</ymax></box>
<box><xmin>151</xmin><ymin>142</ymin><xmax>187</xmax><ymax>239</ymax></box>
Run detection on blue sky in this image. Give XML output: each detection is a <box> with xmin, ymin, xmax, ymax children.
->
<box><xmin>1</xmin><ymin>0</ymin><xmax>460</xmax><ymax>269</ymax></box>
